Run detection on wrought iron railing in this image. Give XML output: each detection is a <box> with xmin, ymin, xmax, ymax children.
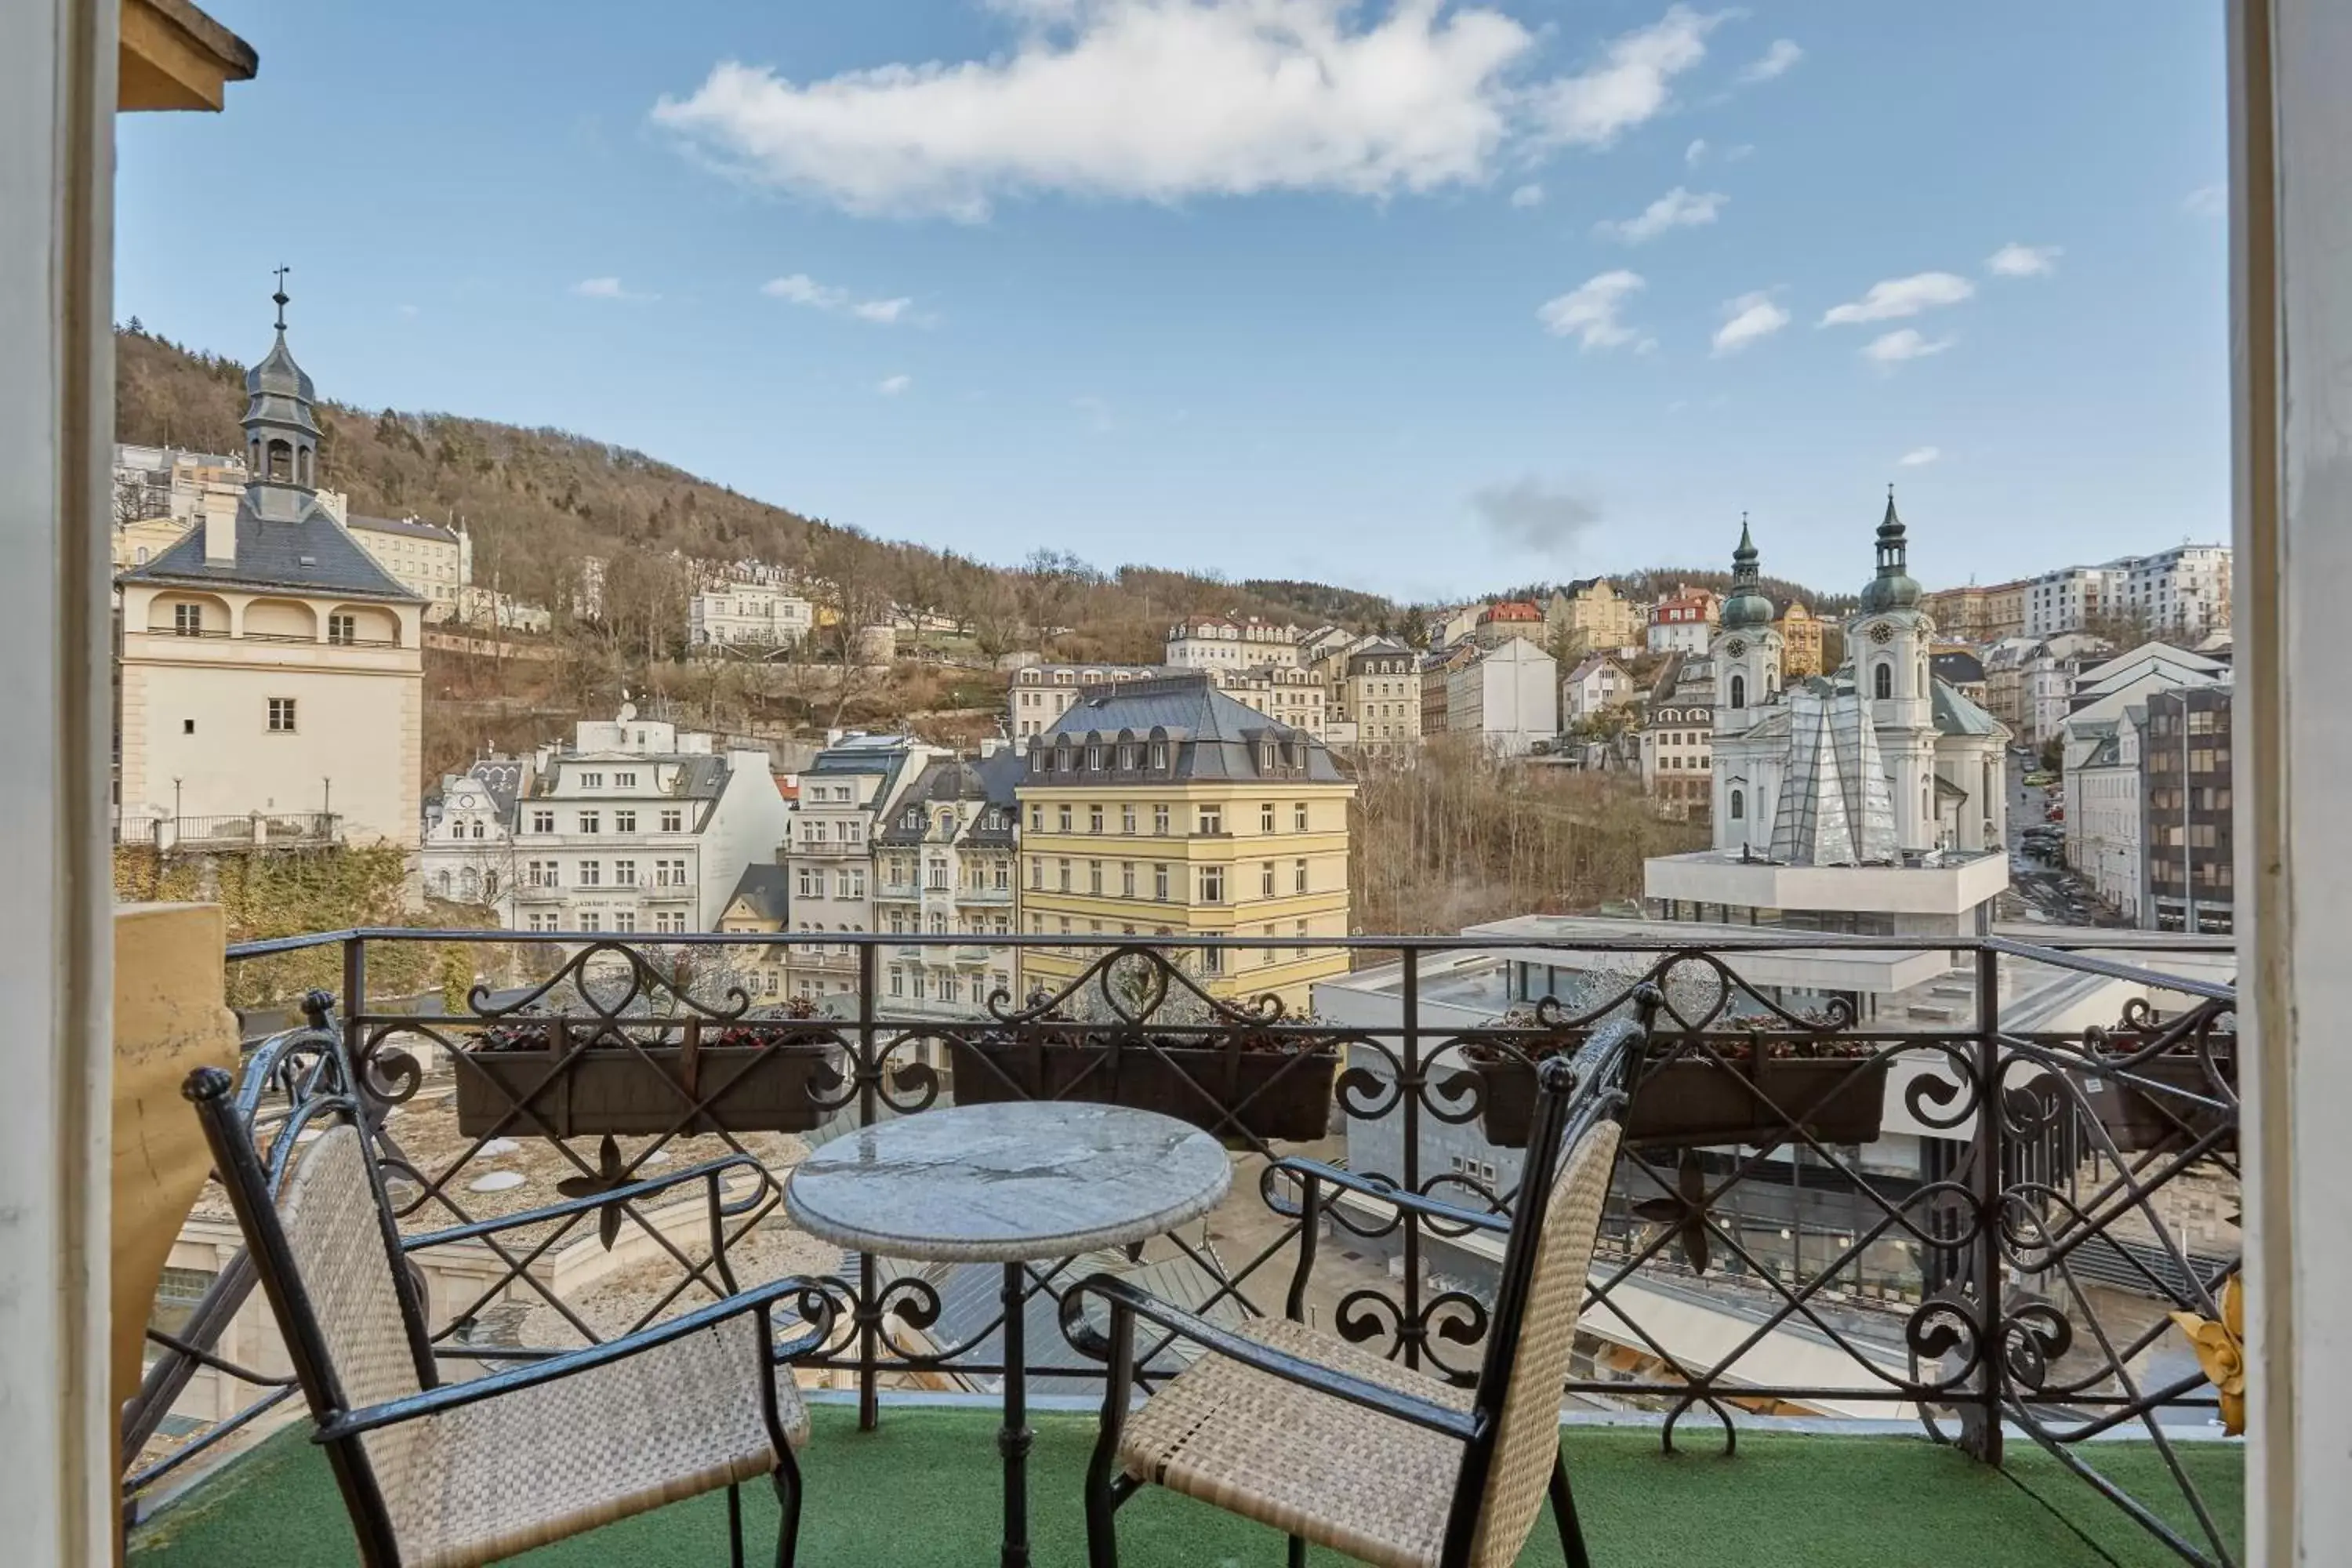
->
<box><xmin>124</xmin><ymin>929</ymin><xmax>2239</xmax><ymax>1566</ymax></box>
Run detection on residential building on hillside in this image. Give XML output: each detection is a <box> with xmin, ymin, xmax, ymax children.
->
<box><xmin>421</xmin><ymin>756</ymin><xmax>530</xmax><ymax>922</ymax></box>
<box><xmin>1544</xmin><ymin>577</ymin><xmax>1644</xmax><ymax>655</ymax></box>
<box><xmin>1980</xmin><ymin>633</ymin><xmax>2110</xmax><ymax>746</ymax></box>
<box><xmin>1640</xmin><ymin>654</ymin><xmax>1713</xmax><ymax>819</ymax></box>
<box><xmin>2025</xmin><ymin>562</ymin><xmax>2131</xmax><ymax>639</ymax></box>
<box><xmin>785</xmin><ymin>733</ymin><xmax>948</xmax><ymax>998</ymax></box>
<box><xmin>1214</xmin><ymin>663</ymin><xmax>1328</xmax><ymax>738</ymax></box>
<box><xmin>114</xmin><ymin>303</ymin><xmax>425</xmax><ymax>849</ymax></box>
<box><xmin>691</xmin><ymin>582</ymin><xmax>814</xmax><ymax>653</ymax></box>
<box><xmin>1472</xmin><ymin>600</ymin><xmax>1547</xmax><ymax>647</ymax></box>
<box><xmin>2021</xmin><ymin>549</ymin><xmax>2234</xmax><ymax>639</ymax></box>
<box><xmin>1163</xmin><ymin>616</ymin><xmax>1304</xmax><ymax>670</ymax></box>
<box><xmin>114</xmin><ymin>512</ymin><xmax>195</xmax><ymax>572</ymax></box>
<box><xmin>1920</xmin><ymin>581</ymin><xmax>2027</xmax><ymax>644</ymax></box>
<box><xmin>1984</xmin><ymin>579</ymin><xmax>2027</xmax><ymax>641</ymax></box>
<box><xmin>511</xmin><ymin>708</ymin><xmax>790</xmax><ymax>937</ymax></box>
<box><xmin>342</xmin><ymin>512</ymin><xmax>469</xmax><ymax>620</ymax></box>
<box><xmin>1425</xmin><ymin>604</ymin><xmax>1482</xmax><ymax>648</ymax></box>
<box><xmin>1008</xmin><ymin>662</ymin><xmax>1158</xmax><ymax>742</ymax></box>
<box><xmin>873</xmin><ymin>750</ymin><xmax>1022</xmax><ymax>1015</ymax></box>
<box><xmin>1319</xmin><ymin>638</ymin><xmax>1420</xmax><ymax>752</ymax></box>
<box><xmin>1443</xmin><ymin>637</ymin><xmax>1557</xmax><ymax>754</ymax></box>
<box><xmin>1646</xmin><ymin>586</ymin><xmax>1719</xmax><ymax>655</ymax></box>
<box><xmin>1930</xmin><ymin>649</ymin><xmax>1988</xmax><ymax>707</ymax></box>
<box><xmin>1562</xmin><ymin>654</ymin><xmax>1635</xmax><ymax>723</ymax></box>
<box><xmin>114</xmin><ymin>443</ymin><xmax>246</xmax><ymax>523</ymax></box>
<box><xmin>1418</xmin><ymin>647</ymin><xmax>1465</xmax><ymax>737</ymax></box>
<box><xmin>1014</xmin><ymin>673</ymin><xmax>1355</xmax><ymax>1013</ymax></box>
<box><xmin>453</xmin><ymin>582</ymin><xmax>551</xmax><ymax>633</ymax></box>
<box><xmin>2141</xmin><ymin>685</ymin><xmax>2235</xmax><ymax>934</ymax></box>
<box><xmin>1775</xmin><ymin>600</ymin><xmax>1826</xmax><ymax>677</ymax></box>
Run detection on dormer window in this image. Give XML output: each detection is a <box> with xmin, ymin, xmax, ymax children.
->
<box><xmin>1149</xmin><ymin>740</ymin><xmax>1167</xmax><ymax>769</ymax></box>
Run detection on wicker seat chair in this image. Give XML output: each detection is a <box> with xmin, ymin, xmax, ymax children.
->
<box><xmin>1067</xmin><ymin>1021</ymin><xmax>1642</xmax><ymax>1568</ymax></box>
<box><xmin>183</xmin><ymin>1063</ymin><xmax>825</xmax><ymax>1567</ymax></box>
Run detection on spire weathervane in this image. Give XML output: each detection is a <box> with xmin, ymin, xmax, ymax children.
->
<box><xmin>271</xmin><ymin>265</ymin><xmax>291</xmax><ymax>331</ymax></box>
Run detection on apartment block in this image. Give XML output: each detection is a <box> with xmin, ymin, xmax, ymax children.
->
<box><xmin>1319</xmin><ymin>637</ymin><xmax>1420</xmax><ymax>751</ymax></box>
<box><xmin>1544</xmin><ymin>577</ymin><xmax>1644</xmax><ymax>655</ymax></box>
<box><xmin>691</xmin><ymin>582</ymin><xmax>815</xmax><ymax>652</ymax></box>
<box><xmin>1163</xmin><ymin>616</ymin><xmax>1305</xmax><ymax>670</ymax></box>
<box><xmin>512</xmin><ymin>713</ymin><xmax>789</xmax><ymax>936</ymax></box>
<box><xmin>873</xmin><ymin>751</ymin><xmax>1023</xmax><ymax>1014</ymax></box>
<box><xmin>2140</xmin><ymin>686</ymin><xmax>2235</xmax><ymax>934</ymax></box>
<box><xmin>1775</xmin><ymin>601</ymin><xmax>1826</xmax><ymax>677</ymax></box>
<box><xmin>1646</xmin><ymin>588</ymin><xmax>1719</xmax><ymax>655</ymax></box>
<box><xmin>1008</xmin><ymin>662</ymin><xmax>1158</xmax><ymax>742</ymax></box>
<box><xmin>1443</xmin><ymin>637</ymin><xmax>1558</xmax><ymax>755</ymax></box>
<box><xmin>785</xmin><ymin>733</ymin><xmax>949</xmax><ymax>998</ymax></box>
<box><xmin>1014</xmin><ymin>673</ymin><xmax>1354</xmax><ymax>1014</ymax></box>
<box><xmin>342</xmin><ymin>512</ymin><xmax>470</xmax><ymax>620</ymax></box>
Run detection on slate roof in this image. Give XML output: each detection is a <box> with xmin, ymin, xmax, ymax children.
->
<box><xmin>1034</xmin><ymin>673</ymin><xmax>1346</xmax><ymax>784</ymax></box>
<box><xmin>466</xmin><ymin>758</ymin><xmax>530</xmax><ymax>822</ymax></box>
<box><xmin>723</xmin><ymin>864</ymin><xmax>791</xmax><ymax>925</ymax></box>
<box><xmin>1931</xmin><ymin>650</ymin><xmax>1987</xmax><ymax>685</ymax></box>
<box><xmin>120</xmin><ymin>492</ymin><xmax>422</xmax><ymax>602</ymax></box>
<box><xmin>348</xmin><ymin>513</ymin><xmax>460</xmax><ymax>543</ymax></box>
<box><xmin>876</xmin><ymin>754</ymin><xmax>1022</xmax><ymax>846</ymax></box>
<box><xmin>1931</xmin><ymin>678</ymin><xmax>2007</xmax><ymax>738</ymax></box>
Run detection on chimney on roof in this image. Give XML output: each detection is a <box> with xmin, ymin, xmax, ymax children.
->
<box><xmin>201</xmin><ymin>488</ymin><xmax>237</xmax><ymax>564</ymax></box>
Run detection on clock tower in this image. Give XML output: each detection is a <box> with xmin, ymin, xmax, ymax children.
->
<box><xmin>1850</xmin><ymin>488</ymin><xmax>1940</xmax><ymax>850</ymax></box>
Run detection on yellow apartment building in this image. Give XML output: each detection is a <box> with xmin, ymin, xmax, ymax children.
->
<box><xmin>1776</xmin><ymin>600</ymin><xmax>1826</xmax><ymax>677</ymax></box>
<box><xmin>1014</xmin><ymin>673</ymin><xmax>1355</xmax><ymax>1014</ymax></box>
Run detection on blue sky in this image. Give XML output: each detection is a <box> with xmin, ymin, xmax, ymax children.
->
<box><xmin>117</xmin><ymin>1</ymin><xmax>2230</xmax><ymax>604</ymax></box>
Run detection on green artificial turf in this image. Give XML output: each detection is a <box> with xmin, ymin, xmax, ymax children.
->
<box><xmin>129</xmin><ymin>1404</ymin><xmax>2242</xmax><ymax>1567</ymax></box>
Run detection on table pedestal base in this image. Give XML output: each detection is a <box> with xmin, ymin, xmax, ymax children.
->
<box><xmin>999</xmin><ymin>1260</ymin><xmax>1033</xmax><ymax>1568</ymax></box>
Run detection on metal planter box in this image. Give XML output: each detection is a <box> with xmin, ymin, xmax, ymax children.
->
<box><xmin>949</xmin><ymin>1036</ymin><xmax>1336</xmax><ymax>1142</ymax></box>
<box><xmin>1475</xmin><ymin>1053</ymin><xmax>1889</xmax><ymax>1150</ymax></box>
<box><xmin>455</xmin><ymin>1024</ymin><xmax>838</xmax><ymax>1138</ymax></box>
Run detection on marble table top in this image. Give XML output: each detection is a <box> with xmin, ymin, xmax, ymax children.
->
<box><xmin>784</xmin><ymin>1102</ymin><xmax>1232</xmax><ymax>1263</ymax></box>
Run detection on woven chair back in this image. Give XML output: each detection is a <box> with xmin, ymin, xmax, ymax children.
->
<box><xmin>275</xmin><ymin>1123</ymin><xmax>430</xmax><ymax>1508</ymax></box>
<box><xmin>1466</xmin><ymin>1120</ymin><xmax>1621</xmax><ymax>1568</ymax></box>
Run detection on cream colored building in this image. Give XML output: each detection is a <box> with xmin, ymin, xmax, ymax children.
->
<box><xmin>342</xmin><ymin>511</ymin><xmax>469</xmax><ymax>619</ymax></box>
<box><xmin>1010</xmin><ymin>661</ymin><xmax>1326</xmax><ymax>743</ymax></box>
<box><xmin>115</xmin><ymin>314</ymin><xmax>424</xmax><ymax>849</ymax></box>
<box><xmin>1015</xmin><ymin>673</ymin><xmax>1354</xmax><ymax>1014</ymax></box>
<box><xmin>1164</xmin><ymin>616</ymin><xmax>1305</xmax><ymax>670</ymax></box>
<box><xmin>1544</xmin><ymin>578</ymin><xmax>1645</xmax><ymax>655</ymax></box>
<box><xmin>1318</xmin><ymin>637</ymin><xmax>1420</xmax><ymax>752</ymax></box>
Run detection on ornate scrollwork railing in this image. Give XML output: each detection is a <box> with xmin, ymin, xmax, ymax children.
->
<box><xmin>125</xmin><ymin>929</ymin><xmax>2238</xmax><ymax>1566</ymax></box>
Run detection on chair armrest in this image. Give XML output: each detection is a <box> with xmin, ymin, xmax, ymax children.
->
<box><xmin>1068</xmin><ymin>1273</ymin><xmax>1477</xmax><ymax>1440</ymax></box>
<box><xmin>1269</xmin><ymin>1157</ymin><xmax>1511</xmax><ymax>1236</ymax></box>
<box><xmin>314</xmin><ymin>1273</ymin><xmax>832</xmax><ymax>1443</ymax></box>
<box><xmin>401</xmin><ymin>1154</ymin><xmax>771</xmax><ymax>1251</ymax></box>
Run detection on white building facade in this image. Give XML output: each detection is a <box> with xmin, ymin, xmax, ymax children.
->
<box><xmin>785</xmin><ymin>734</ymin><xmax>949</xmax><ymax>999</ymax></box>
<box><xmin>1163</xmin><ymin>617</ymin><xmax>1305</xmax><ymax>670</ymax></box>
<box><xmin>420</xmin><ymin>757</ymin><xmax>529</xmax><ymax>923</ymax></box>
<box><xmin>510</xmin><ymin>710</ymin><xmax>788</xmax><ymax>935</ymax></box>
<box><xmin>691</xmin><ymin>583</ymin><xmax>814</xmax><ymax>652</ymax></box>
<box><xmin>1444</xmin><ymin>637</ymin><xmax>1558</xmax><ymax>755</ymax></box>
<box><xmin>872</xmin><ymin>752</ymin><xmax>1022</xmax><ymax>1016</ymax></box>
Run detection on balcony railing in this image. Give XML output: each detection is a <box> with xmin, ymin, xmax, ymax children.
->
<box><xmin>123</xmin><ymin>929</ymin><xmax>2240</xmax><ymax>1567</ymax></box>
<box><xmin>134</xmin><ymin>811</ymin><xmax>341</xmax><ymax>850</ymax></box>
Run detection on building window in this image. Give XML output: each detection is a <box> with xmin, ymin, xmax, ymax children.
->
<box><xmin>328</xmin><ymin>612</ymin><xmax>356</xmax><ymax>646</ymax></box>
<box><xmin>615</xmin><ymin>858</ymin><xmax>637</xmax><ymax>885</ymax></box>
<box><xmin>1261</xmin><ymin>803</ymin><xmax>1276</xmax><ymax>833</ymax></box>
<box><xmin>839</xmin><ymin>869</ymin><xmax>866</xmax><ymax>898</ymax></box>
<box><xmin>579</xmin><ymin>772</ymin><xmax>604</xmax><ymax>789</ymax></box>
<box><xmin>1153</xmin><ymin>804</ymin><xmax>1170</xmax><ymax>835</ymax></box>
<box><xmin>1029</xmin><ymin>805</ymin><xmax>1044</xmax><ymax>831</ymax></box>
<box><xmin>1261</xmin><ymin>861</ymin><xmax>1276</xmax><ymax>897</ymax></box>
<box><xmin>1149</xmin><ymin>741</ymin><xmax>1167</xmax><ymax>769</ymax></box>
<box><xmin>577</xmin><ymin>912</ymin><xmax>601</xmax><ymax>932</ymax></box>
<box><xmin>1088</xmin><ymin>860</ymin><xmax>1104</xmax><ymax>895</ymax></box>
<box><xmin>577</xmin><ymin>860</ymin><xmax>601</xmax><ymax>886</ymax></box>
<box><xmin>1058</xmin><ymin>858</ymin><xmax>1072</xmax><ymax>892</ymax></box>
<box><xmin>1294</xmin><ymin>858</ymin><xmax>1308</xmax><ymax>893</ymax></box>
<box><xmin>266</xmin><ymin>698</ymin><xmax>297</xmax><ymax>733</ymax></box>
<box><xmin>1294</xmin><ymin>803</ymin><xmax>1308</xmax><ymax>831</ymax></box>
<box><xmin>615</xmin><ymin>771</ymin><xmax>637</xmax><ymax>788</ymax></box>
<box><xmin>1153</xmin><ymin>863</ymin><xmax>1170</xmax><ymax>901</ymax></box>
<box><xmin>1089</xmin><ymin>804</ymin><xmax>1105</xmax><ymax>833</ymax></box>
<box><xmin>1200</xmin><ymin>866</ymin><xmax>1225</xmax><ymax>903</ymax></box>
<box><xmin>615</xmin><ymin>810</ymin><xmax>637</xmax><ymax>833</ymax></box>
<box><xmin>173</xmin><ymin>603</ymin><xmax>203</xmax><ymax>636</ymax></box>
<box><xmin>1197</xmin><ymin>805</ymin><xmax>1223</xmax><ymax>836</ymax></box>
<box><xmin>1874</xmin><ymin>662</ymin><xmax>1893</xmax><ymax>701</ymax></box>
<box><xmin>1029</xmin><ymin>857</ymin><xmax>1042</xmax><ymax>890</ymax></box>
<box><xmin>1120</xmin><ymin>862</ymin><xmax>1136</xmax><ymax>897</ymax></box>
<box><xmin>1200</xmin><ymin>946</ymin><xmax>1224</xmax><ymax>975</ymax></box>
<box><xmin>661</xmin><ymin>809</ymin><xmax>683</xmax><ymax>833</ymax></box>
<box><xmin>612</xmin><ymin>910</ymin><xmax>637</xmax><ymax>933</ymax></box>
<box><xmin>1730</xmin><ymin>789</ymin><xmax>1744</xmax><ymax>821</ymax></box>
<box><xmin>1729</xmin><ymin>673</ymin><xmax>1745</xmax><ymax>710</ymax></box>
<box><xmin>1120</xmin><ymin>804</ymin><xmax>1136</xmax><ymax>834</ymax></box>
<box><xmin>1058</xmin><ymin>804</ymin><xmax>1073</xmax><ymax>833</ymax></box>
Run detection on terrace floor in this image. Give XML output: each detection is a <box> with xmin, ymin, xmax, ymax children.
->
<box><xmin>130</xmin><ymin>1403</ymin><xmax>2242</xmax><ymax>1567</ymax></box>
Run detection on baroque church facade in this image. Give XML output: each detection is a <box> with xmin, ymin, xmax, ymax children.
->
<box><xmin>1709</xmin><ymin>495</ymin><xmax>2010</xmax><ymax>865</ymax></box>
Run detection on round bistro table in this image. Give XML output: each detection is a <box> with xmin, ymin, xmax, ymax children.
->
<box><xmin>786</xmin><ymin>1101</ymin><xmax>1232</xmax><ymax>1567</ymax></box>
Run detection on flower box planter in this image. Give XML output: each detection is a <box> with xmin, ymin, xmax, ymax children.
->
<box><xmin>455</xmin><ymin>1020</ymin><xmax>838</xmax><ymax>1138</ymax></box>
<box><xmin>948</xmin><ymin>1035</ymin><xmax>1337</xmax><ymax>1142</ymax></box>
<box><xmin>2082</xmin><ymin>1052</ymin><xmax>2236</xmax><ymax>1152</ymax></box>
<box><xmin>1474</xmin><ymin>1051</ymin><xmax>1889</xmax><ymax>1150</ymax></box>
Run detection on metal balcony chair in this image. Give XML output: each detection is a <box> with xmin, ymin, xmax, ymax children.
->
<box><xmin>1067</xmin><ymin>1022</ymin><xmax>1640</xmax><ymax>1568</ymax></box>
<box><xmin>183</xmin><ymin>1063</ymin><xmax>826</xmax><ymax>1567</ymax></box>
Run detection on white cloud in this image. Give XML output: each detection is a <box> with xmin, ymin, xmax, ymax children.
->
<box><xmin>1595</xmin><ymin>184</ymin><xmax>1724</xmax><ymax>243</ymax></box>
<box><xmin>1737</xmin><ymin>38</ymin><xmax>1802</xmax><ymax>84</ymax></box>
<box><xmin>1509</xmin><ymin>182</ymin><xmax>1544</xmax><ymax>209</ymax></box>
<box><xmin>763</xmin><ymin>272</ymin><xmax>924</xmax><ymax>325</ymax></box>
<box><xmin>1684</xmin><ymin>137</ymin><xmax>1706</xmax><ymax>165</ymax></box>
<box><xmin>877</xmin><ymin>373</ymin><xmax>913</xmax><ymax>396</ymax></box>
<box><xmin>1862</xmin><ymin>329</ymin><xmax>1955</xmax><ymax>365</ymax></box>
<box><xmin>1537</xmin><ymin>270</ymin><xmax>1648</xmax><ymax>351</ymax></box>
<box><xmin>655</xmin><ymin>2</ymin><xmax>1735</xmax><ymax>218</ymax></box>
<box><xmin>656</xmin><ymin>0</ymin><xmax>1544</xmax><ymax>219</ymax></box>
<box><xmin>1528</xmin><ymin>5</ymin><xmax>1727</xmax><ymax>150</ymax></box>
<box><xmin>1986</xmin><ymin>242</ymin><xmax>2060</xmax><ymax>278</ymax></box>
<box><xmin>1820</xmin><ymin>271</ymin><xmax>1974</xmax><ymax>325</ymax></box>
<box><xmin>572</xmin><ymin>276</ymin><xmax>653</xmax><ymax>300</ymax></box>
<box><xmin>1710</xmin><ymin>290</ymin><xmax>1788</xmax><ymax>356</ymax></box>
<box><xmin>1898</xmin><ymin>445</ymin><xmax>1942</xmax><ymax>466</ymax></box>
<box><xmin>1469</xmin><ymin>477</ymin><xmax>1602</xmax><ymax>561</ymax></box>
<box><xmin>2183</xmin><ymin>183</ymin><xmax>2226</xmax><ymax>220</ymax></box>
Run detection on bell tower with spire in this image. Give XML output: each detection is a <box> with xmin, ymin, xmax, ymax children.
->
<box><xmin>1850</xmin><ymin>486</ymin><xmax>1940</xmax><ymax>850</ymax></box>
<box><xmin>1712</xmin><ymin>514</ymin><xmax>1782</xmax><ymax>737</ymax></box>
<box><xmin>241</xmin><ymin>267</ymin><xmax>324</xmax><ymax>524</ymax></box>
